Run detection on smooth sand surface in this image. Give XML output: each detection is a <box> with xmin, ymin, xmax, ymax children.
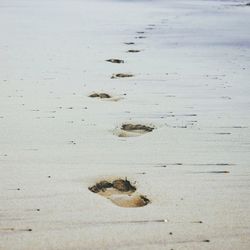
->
<box><xmin>1</xmin><ymin>0</ymin><xmax>250</xmax><ymax>249</ymax></box>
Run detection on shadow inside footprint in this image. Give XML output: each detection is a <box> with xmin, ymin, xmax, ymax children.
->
<box><xmin>89</xmin><ymin>179</ymin><xmax>150</xmax><ymax>208</ymax></box>
<box><xmin>114</xmin><ymin>123</ymin><xmax>155</xmax><ymax>137</ymax></box>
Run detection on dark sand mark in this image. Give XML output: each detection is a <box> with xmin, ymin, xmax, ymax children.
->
<box><xmin>0</xmin><ymin>228</ymin><xmax>32</xmax><ymax>232</ymax></box>
<box><xmin>24</xmin><ymin>148</ymin><xmax>38</xmax><ymax>151</ymax></box>
<box><xmin>136</xmin><ymin>172</ymin><xmax>146</xmax><ymax>175</ymax></box>
<box><xmin>221</xmin><ymin>96</ymin><xmax>231</xmax><ymax>100</ymax></box>
<box><xmin>68</xmin><ymin>219</ymin><xmax>168</xmax><ymax>228</ymax></box>
<box><xmin>172</xmin><ymin>125</ymin><xmax>187</xmax><ymax>129</ymax></box>
<box><xmin>195</xmin><ymin>171</ymin><xmax>230</xmax><ymax>174</ymax></box>
<box><xmin>68</xmin><ymin>140</ymin><xmax>76</xmax><ymax>145</ymax></box>
<box><xmin>156</xmin><ymin>163</ymin><xmax>234</xmax><ymax>167</ymax></box>
<box><xmin>136</xmin><ymin>31</ymin><xmax>145</xmax><ymax>34</ymax></box>
<box><xmin>218</xmin><ymin>126</ymin><xmax>248</xmax><ymax>129</ymax></box>
<box><xmin>127</xmin><ymin>49</ymin><xmax>141</xmax><ymax>53</ymax></box>
<box><xmin>155</xmin><ymin>165</ymin><xmax>167</xmax><ymax>168</ymax></box>
<box><xmin>89</xmin><ymin>93</ymin><xmax>111</xmax><ymax>99</ymax></box>
<box><xmin>74</xmin><ymin>219</ymin><xmax>205</xmax><ymax>227</ymax></box>
<box><xmin>235</xmin><ymin>2</ymin><xmax>250</xmax><ymax>7</ymax></box>
<box><xmin>176</xmin><ymin>114</ymin><xmax>197</xmax><ymax>117</ymax></box>
<box><xmin>155</xmin><ymin>163</ymin><xmax>183</xmax><ymax>168</ymax></box>
<box><xmin>7</xmin><ymin>188</ymin><xmax>21</xmax><ymax>191</ymax></box>
<box><xmin>111</xmin><ymin>73</ymin><xmax>134</xmax><ymax>79</ymax></box>
<box><xmin>135</xmin><ymin>36</ymin><xmax>146</xmax><ymax>39</ymax></box>
<box><xmin>215</xmin><ymin>132</ymin><xmax>231</xmax><ymax>135</ymax></box>
<box><xmin>89</xmin><ymin>178</ymin><xmax>150</xmax><ymax>208</ymax></box>
<box><xmin>194</xmin><ymin>163</ymin><xmax>235</xmax><ymax>166</ymax></box>
<box><xmin>106</xmin><ymin>59</ymin><xmax>124</xmax><ymax>64</ymax></box>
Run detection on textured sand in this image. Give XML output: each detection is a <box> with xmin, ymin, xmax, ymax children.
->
<box><xmin>0</xmin><ymin>0</ymin><xmax>250</xmax><ymax>249</ymax></box>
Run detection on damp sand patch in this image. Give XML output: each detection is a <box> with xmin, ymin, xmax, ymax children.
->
<box><xmin>88</xmin><ymin>178</ymin><xmax>150</xmax><ymax>208</ymax></box>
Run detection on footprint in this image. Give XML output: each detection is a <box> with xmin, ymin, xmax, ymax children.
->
<box><xmin>127</xmin><ymin>49</ymin><xmax>141</xmax><ymax>53</ymax></box>
<box><xmin>88</xmin><ymin>178</ymin><xmax>150</xmax><ymax>208</ymax></box>
<box><xmin>111</xmin><ymin>73</ymin><xmax>134</xmax><ymax>79</ymax></box>
<box><xmin>114</xmin><ymin>123</ymin><xmax>155</xmax><ymax>137</ymax></box>
<box><xmin>124</xmin><ymin>42</ymin><xmax>135</xmax><ymax>45</ymax></box>
<box><xmin>106</xmin><ymin>59</ymin><xmax>124</xmax><ymax>64</ymax></box>
<box><xmin>89</xmin><ymin>93</ymin><xmax>111</xmax><ymax>99</ymax></box>
<box><xmin>88</xmin><ymin>92</ymin><xmax>124</xmax><ymax>102</ymax></box>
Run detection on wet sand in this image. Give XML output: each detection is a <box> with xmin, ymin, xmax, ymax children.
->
<box><xmin>0</xmin><ymin>0</ymin><xmax>250</xmax><ymax>249</ymax></box>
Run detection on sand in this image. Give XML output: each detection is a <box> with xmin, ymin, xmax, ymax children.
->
<box><xmin>0</xmin><ymin>0</ymin><xmax>250</xmax><ymax>249</ymax></box>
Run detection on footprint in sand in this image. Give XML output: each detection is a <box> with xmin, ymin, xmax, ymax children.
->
<box><xmin>88</xmin><ymin>178</ymin><xmax>150</xmax><ymax>208</ymax></box>
<box><xmin>135</xmin><ymin>36</ymin><xmax>146</xmax><ymax>39</ymax></box>
<box><xmin>89</xmin><ymin>92</ymin><xmax>111</xmax><ymax>99</ymax></box>
<box><xmin>106</xmin><ymin>59</ymin><xmax>124</xmax><ymax>64</ymax></box>
<box><xmin>124</xmin><ymin>42</ymin><xmax>135</xmax><ymax>45</ymax></box>
<box><xmin>127</xmin><ymin>49</ymin><xmax>141</xmax><ymax>53</ymax></box>
<box><xmin>88</xmin><ymin>92</ymin><xmax>124</xmax><ymax>102</ymax></box>
<box><xmin>114</xmin><ymin>123</ymin><xmax>155</xmax><ymax>137</ymax></box>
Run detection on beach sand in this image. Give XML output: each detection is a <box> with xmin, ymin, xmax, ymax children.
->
<box><xmin>0</xmin><ymin>0</ymin><xmax>250</xmax><ymax>249</ymax></box>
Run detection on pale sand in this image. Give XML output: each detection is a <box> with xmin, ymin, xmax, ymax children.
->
<box><xmin>0</xmin><ymin>0</ymin><xmax>250</xmax><ymax>249</ymax></box>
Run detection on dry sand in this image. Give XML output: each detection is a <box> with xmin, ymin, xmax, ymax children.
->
<box><xmin>0</xmin><ymin>0</ymin><xmax>250</xmax><ymax>249</ymax></box>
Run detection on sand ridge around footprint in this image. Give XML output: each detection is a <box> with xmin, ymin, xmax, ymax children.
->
<box><xmin>88</xmin><ymin>178</ymin><xmax>150</xmax><ymax>208</ymax></box>
<box><xmin>114</xmin><ymin>123</ymin><xmax>155</xmax><ymax>137</ymax></box>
